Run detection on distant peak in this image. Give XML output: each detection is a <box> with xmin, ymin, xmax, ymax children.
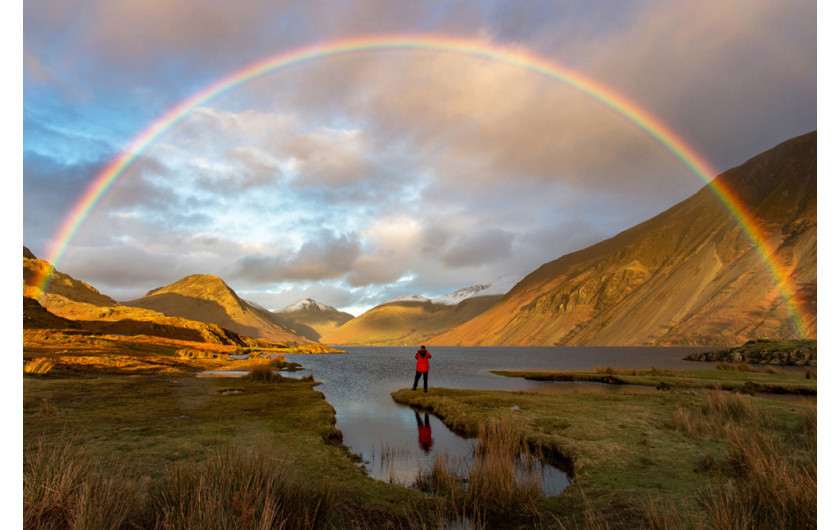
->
<box><xmin>278</xmin><ymin>298</ymin><xmax>335</xmax><ymax>313</ymax></box>
<box><xmin>384</xmin><ymin>294</ymin><xmax>431</xmax><ymax>304</ymax></box>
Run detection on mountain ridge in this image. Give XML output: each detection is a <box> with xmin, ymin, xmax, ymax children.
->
<box><xmin>428</xmin><ymin>131</ymin><xmax>816</xmax><ymax>346</ymax></box>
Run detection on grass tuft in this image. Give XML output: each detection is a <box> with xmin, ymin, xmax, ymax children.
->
<box><xmin>715</xmin><ymin>361</ymin><xmax>756</xmax><ymax>372</ymax></box>
<box><xmin>697</xmin><ymin>427</ymin><xmax>816</xmax><ymax>529</ymax></box>
<box><xmin>669</xmin><ymin>390</ymin><xmax>770</xmax><ymax>438</ymax></box>
<box><xmin>244</xmin><ymin>366</ymin><xmax>285</xmax><ymax>383</ymax></box>
<box><xmin>804</xmin><ymin>367</ymin><xmax>816</xmax><ymax>379</ymax></box>
<box><xmin>24</xmin><ymin>435</ymin><xmax>139</xmax><ymax>529</ymax></box>
<box><xmin>24</xmin><ymin>358</ymin><xmax>55</xmax><ymax>376</ymax></box>
<box><xmin>146</xmin><ymin>444</ymin><xmax>336</xmax><ymax>529</ymax></box>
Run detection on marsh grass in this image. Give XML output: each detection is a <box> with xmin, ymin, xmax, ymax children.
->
<box><xmin>24</xmin><ymin>435</ymin><xmax>140</xmax><ymax>529</ymax></box>
<box><xmin>805</xmin><ymin>366</ymin><xmax>817</xmax><ymax>379</ymax></box>
<box><xmin>668</xmin><ymin>390</ymin><xmax>770</xmax><ymax>437</ymax></box>
<box><xmin>24</xmin><ymin>358</ymin><xmax>55</xmax><ymax>376</ymax></box>
<box><xmin>245</xmin><ymin>365</ymin><xmax>286</xmax><ymax>383</ymax></box>
<box><xmin>414</xmin><ymin>418</ymin><xmax>542</xmax><ymax>523</ymax></box>
<box><xmin>24</xmin><ymin>435</ymin><xmax>336</xmax><ymax>529</ymax></box>
<box><xmin>715</xmin><ymin>361</ymin><xmax>757</xmax><ymax>372</ymax></box>
<box><xmin>146</xmin><ymin>444</ymin><xmax>336</xmax><ymax>530</ymax></box>
<box><xmin>697</xmin><ymin>426</ymin><xmax>816</xmax><ymax>529</ymax></box>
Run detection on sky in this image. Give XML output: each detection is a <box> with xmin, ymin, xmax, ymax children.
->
<box><xmin>21</xmin><ymin>0</ymin><xmax>818</xmax><ymax>316</ymax></box>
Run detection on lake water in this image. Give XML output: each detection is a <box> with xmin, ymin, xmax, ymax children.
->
<box><xmin>284</xmin><ymin>346</ymin><xmax>712</xmax><ymax>493</ymax></box>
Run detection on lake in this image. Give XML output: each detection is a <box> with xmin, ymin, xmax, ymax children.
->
<box><xmin>284</xmin><ymin>346</ymin><xmax>713</xmax><ymax>493</ymax></box>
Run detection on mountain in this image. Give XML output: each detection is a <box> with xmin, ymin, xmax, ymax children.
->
<box><xmin>429</xmin><ymin>131</ymin><xmax>817</xmax><ymax>347</ymax></box>
<box><xmin>124</xmin><ymin>274</ymin><xmax>309</xmax><ymax>344</ymax></box>
<box><xmin>272</xmin><ymin>298</ymin><xmax>355</xmax><ymax>341</ymax></box>
<box><xmin>320</xmin><ymin>289</ymin><xmax>505</xmax><ymax>346</ymax></box>
<box><xmin>24</xmin><ymin>249</ymin><xmax>118</xmax><ymax>308</ymax></box>
<box><xmin>22</xmin><ymin>251</ymin><xmax>287</xmax><ymax>347</ymax></box>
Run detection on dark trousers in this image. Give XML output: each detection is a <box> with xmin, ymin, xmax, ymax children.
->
<box><xmin>413</xmin><ymin>370</ymin><xmax>428</xmax><ymax>391</ymax></box>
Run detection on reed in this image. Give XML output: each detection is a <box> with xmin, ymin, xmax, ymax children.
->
<box><xmin>697</xmin><ymin>427</ymin><xmax>816</xmax><ymax>529</ymax></box>
<box><xmin>715</xmin><ymin>361</ymin><xmax>757</xmax><ymax>372</ymax></box>
<box><xmin>415</xmin><ymin>418</ymin><xmax>542</xmax><ymax>522</ymax></box>
<box><xmin>24</xmin><ymin>435</ymin><xmax>139</xmax><ymax>529</ymax></box>
<box><xmin>669</xmin><ymin>390</ymin><xmax>769</xmax><ymax>438</ymax></box>
<box><xmin>146</xmin><ymin>444</ymin><xmax>336</xmax><ymax>529</ymax></box>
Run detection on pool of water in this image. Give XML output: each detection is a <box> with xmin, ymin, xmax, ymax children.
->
<box><xmin>282</xmin><ymin>346</ymin><xmax>713</xmax><ymax>493</ymax></box>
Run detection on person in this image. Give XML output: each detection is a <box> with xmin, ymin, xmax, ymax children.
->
<box><xmin>412</xmin><ymin>345</ymin><xmax>431</xmax><ymax>392</ymax></box>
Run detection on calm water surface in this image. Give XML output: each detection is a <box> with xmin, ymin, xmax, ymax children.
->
<box><xmin>284</xmin><ymin>346</ymin><xmax>712</xmax><ymax>493</ymax></box>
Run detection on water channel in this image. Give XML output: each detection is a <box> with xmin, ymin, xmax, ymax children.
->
<box><xmin>278</xmin><ymin>346</ymin><xmax>714</xmax><ymax>494</ymax></box>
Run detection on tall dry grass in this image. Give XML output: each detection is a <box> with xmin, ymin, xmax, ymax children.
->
<box><xmin>24</xmin><ymin>436</ymin><xmax>336</xmax><ymax>529</ymax></box>
<box><xmin>668</xmin><ymin>390</ymin><xmax>770</xmax><ymax>438</ymax></box>
<box><xmin>245</xmin><ymin>365</ymin><xmax>285</xmax><ymax>383</ymax></box>
<box><xmin>715</xmin><ymin>362</ymin><xmax>756</xmax><ymax>372</ymax></box>
<box><xmin>697</xmin><ymin>427</ymin><xmax>816</xmax><ymax>529</ymax></box>
<box><xmin>414</xmin><ymin>418</ymin><xmax>542</xmax><ymax>523</ymax></box>
<box><xmin>24</xmin><ymin>436</ymin><xmax>139</xmax><ymax>529</ymax></box>
<box><xmin>24</xmin><ymin>358</ymin><xmax>55</xmax><ymax>376</ymax></box>
<box><xmin>146</xmin><ymin>444</ymin><xmax>336</xmax><ymax>529</ymax></box>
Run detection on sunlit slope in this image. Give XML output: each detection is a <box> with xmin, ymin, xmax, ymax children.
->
<box><xmin>321</xmin><ymin>296</ymin><xmax>500</xmax><ymax>346</ymax></box>
<box><xmin>22</xmin><ymin>253</ymin><xmax>287</xmax><ymax>346</ymax></box>
<box><xmin>430</xmin><ymin>131</ymin><xmax>816</xmax><ymax>347</ymax></box>
<box><xmin>124</xmin><ymin>274</ymin><xmax>310</xmax><ymax>343</ymax></box>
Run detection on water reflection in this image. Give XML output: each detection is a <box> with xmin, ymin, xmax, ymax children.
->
<box><xmin>415</xmin><ymin>411</ymin><xmax>434</xmax><ymax>454</ymax></box>
<box><xmin>284</xmin><ymin>346</ymin><xmax>712</xmax><ymax>493</ymax></box>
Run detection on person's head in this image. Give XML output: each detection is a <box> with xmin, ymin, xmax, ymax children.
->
<box><xmin>420</xmin><ymin>345</ymin><xmax>426</xmax><ymax>350</ymax></box>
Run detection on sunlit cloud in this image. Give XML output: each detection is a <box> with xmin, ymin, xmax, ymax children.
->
<box><xmin>22</xmin><ymin>0</ymin><xmax>816</xmax><ymax>313</ymax></box>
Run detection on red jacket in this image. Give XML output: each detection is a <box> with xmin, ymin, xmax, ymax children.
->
<box><xmin>415</xmin><ymin>349</ymin><xmax>431</xmax><ymax>372</ymax></box>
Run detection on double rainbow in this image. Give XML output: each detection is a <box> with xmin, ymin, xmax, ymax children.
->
<box><xmin>37</xmin><ymin>34</ymin><xmax>815</xmax><ymax>338</ymax></box>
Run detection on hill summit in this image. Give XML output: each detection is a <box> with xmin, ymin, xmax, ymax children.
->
<box><xmin>125</xmin><ymin>274</ymin><xmax>308</xmax><ymax>343</ymax></box>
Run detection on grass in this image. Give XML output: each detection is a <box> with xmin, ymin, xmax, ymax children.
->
<box><xmin>392</xmin><ymin>386</ymin><xmax>815</xmax><ymax>528</ymax></box>
<box><xmin>413</xmin><ymin>418</ymin><xmax>542</xmax><ymax>524</ymax></box>
<box><xmin>24</xmin><ymin>371</ymin><xmax>437</xmax><ymax>528</ymax></box>
<box><xmin>24</xmin><ymin>358</ymin><xmax>55</xmax><ymax>376</ymax></box>
<box><xmin>492</xmin><ymin>366</ymin><xmax>817</xmax><ymax>395</ymax></box>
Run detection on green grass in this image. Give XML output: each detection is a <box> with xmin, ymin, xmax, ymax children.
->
<box><xmin>23</xmin><ymin>373</ymin><xmax>435</xmax><ymax>528</ymax></box>
<box><xmin>491</xmin><ymin>366</ymin><xmax>817</xmax><ymax>395</ymax></box>
<box><xmin>392</xmin><ymin>386</ymin><xmax>814</xmax><ymax>528</ymax></box>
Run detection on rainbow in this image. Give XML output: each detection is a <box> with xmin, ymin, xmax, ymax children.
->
<box><xmin>37</xmin><ymin>34</ymin><xmax>815</xmax><ymax>338</ymax></box>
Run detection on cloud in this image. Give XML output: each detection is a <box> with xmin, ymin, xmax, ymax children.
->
<box><xmin>441</xmin><ymin>229</ymin><xmax>515</xmax><ymax>268</ymax></box>
<box><xmin>235</xmin><ymin>232</ymin><xmax>363</xmax><ymax>283</ymax></box>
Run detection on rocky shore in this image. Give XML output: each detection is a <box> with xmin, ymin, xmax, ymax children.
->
<box><xmin>684</xmin><ymin>339</ymin><xmax>816</xmax><ymax>366</ymax></box>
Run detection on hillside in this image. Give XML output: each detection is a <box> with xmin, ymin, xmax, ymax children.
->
<box><xmin>23</xmin><ymin>250</ymin><xmax>293</xmax><ymax>347</ymax></box>
<box><xmin>429</xmin><ymin>131</ymin><xmax>817</xmax><ymax>347</ymax></box>
<box><xmin>124</xmin><ymin>274</ymin><xmax>309</xmax><ymax>344</ymax></box>
<box><xmin>272</xmin><ymin>299</ymin><xmax>355</xmax><ymax>341</ymax></box>
<box><xmin>320</xmin><ymin>295</ymin><xmax>501</xmax><ymax>346</ymax></box>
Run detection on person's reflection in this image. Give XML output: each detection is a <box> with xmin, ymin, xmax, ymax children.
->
<box><xmin>415</xmin><ymin>411</ymin><xmax>434</xmax><ymax>453</ymax></box>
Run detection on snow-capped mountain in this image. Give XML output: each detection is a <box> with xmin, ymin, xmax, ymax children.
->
<box><xmin>431</xmin><ymin>274</ymin><xmax>524</xmax><ymax>306</ymax></box>
<box><xmin>382</xmin><ymin>294</ymin><xmax>431</xmax><ymax>304</ymax></box>
<box><xmin>278</xmin><ymin>298</ymin><xmax>337</xmax><ymax>313</ymax></box>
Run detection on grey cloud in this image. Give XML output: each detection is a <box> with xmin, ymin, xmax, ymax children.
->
<box><xmin>441</xmin><ymin>229</ymin><xmax>515</xmax><ymax>268</ymax></box>
<box><xmin>235</xmin><ymin>232</ymin><xmax>363</xmax><ymax>283</ymax></box>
